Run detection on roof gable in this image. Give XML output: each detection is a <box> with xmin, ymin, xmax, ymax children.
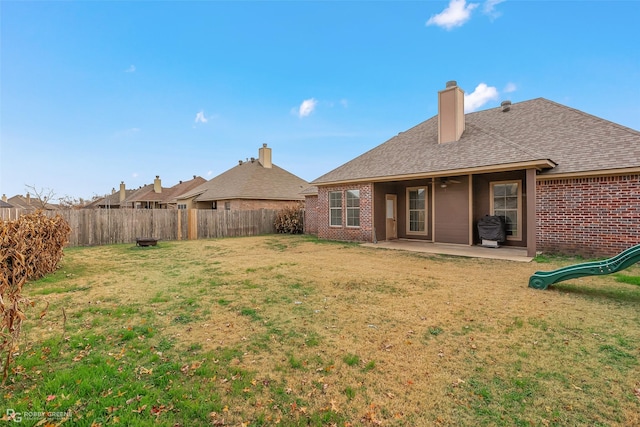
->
<box><xmin>313</xmin><ymin>98</ymin><xmax>640</xmax><ymax>184</ymax></box>
<box><xmin>162</xmin><ymin>176</ymin><xmax>207</xmax><ymax>204</ymax></box>
<box><xmin>180</xmin><ymin>160</ymin><xmax>308</xmax><ymax>202</ymax></box>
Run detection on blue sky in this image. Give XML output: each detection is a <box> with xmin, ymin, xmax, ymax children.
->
<box><xmin>1</xmin><ymin>0</ymin><xmax>639</xmax><ymax>202</ymax></box>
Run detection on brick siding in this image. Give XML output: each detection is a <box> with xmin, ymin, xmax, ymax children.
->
<box><xmin>233</xmin><ymin>199</ymin><xmax>302</xmax><ymax>211</ymax></box>
<box><xmin>303</xmin><ymin>195</ymin><xmax>318</xmax><ymax>235</ymax></box>
<box><xmin>316</xmin><ymin>184</ymin><xmax>373</xmax><ymax>242</ymax></box>
<box><xmin>536</xmin><ymin>174</ymin><xmax>640</xmax><ymax>257</ymax></box>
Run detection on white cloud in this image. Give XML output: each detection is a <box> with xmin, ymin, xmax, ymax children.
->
<box><xmin>464</xmin><ymin>83</ymin><xmax>499</xmax><ymax>112</ymax></box>
<box><xmin>340</xmin><ymin>99</ymin><xmax>349</xmax><ymax>108</ymax></box>
<box><xmin>503</xmin><ymin>82</ymin><xmax>517</xmax><ymax>93</ymax></box>
<box><xmin>125</xmin><ymin>65</ymin><xmax>136</xmax><ymax>73</ymax></box>
<box><xmin>132</xmin><ymin>172</ymin><xmax>139</xmax><ymax>178</ymax></box>
<box><xmin>483</xmin><ymin>0</ymin><xmax>506</xmax><ymax>20</ymax></box>
<box><xmin>207</xmin><ymin>170</ymin><xmax>213</xmax><ymax>176</ymax></box>
<box><xmin>426</xmin><ymin>0</ymin><xmax>479</xmax><ymax>30</ymax></box>
<box><xmin>298</xmin><ymin>98</ymin><xmax>318</xmax><ymax>118</ymax></box>
<box><xmin>194</xmin><ymin>111</ymin><xmax>208</xmax><ymax>124</ymax></box>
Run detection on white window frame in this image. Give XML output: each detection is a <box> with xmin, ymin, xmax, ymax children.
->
<box><xmin>490</xmin><ymin>180</ymin><xmax>522</xmax><ymax>241</ymax></box>
<box><xmin>406</xmin><ymin>186</ymin><xmax>428</xmax><ymax>236</ymax></box>
<box><xmin>329</xmin><ymin>191</ymin><xmax>342</xmax><ymax>227</ymax></box>
<box><xmin>346</xmin><ymin>190</ymin><xmax>360</xmax><ymax>228</ymax></box>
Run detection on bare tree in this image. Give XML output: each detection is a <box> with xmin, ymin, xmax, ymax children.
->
<box><xmin>59</xmin><ymin>194</ymin><xmax>100</xmax><ymax>209</ymax></box>
<box><xmin>24</xmin><ymin>185</ymin><xmax>56</xmax><ymax>209</ymax></box>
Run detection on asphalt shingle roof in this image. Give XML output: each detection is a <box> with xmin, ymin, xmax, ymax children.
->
<box><xmin>180</xmin><ymin>160</ymin><xmax>308</xmax><ymax>202</ymax></box>
<box><xmin>312</xmin><ymin>98</ymin><xmax>640</xmax><ymax>184</ymax></box>
<box><xmin>123</xmin><ymin>176</ymin><xmax>207</xmax><ymax>205</ymax></box>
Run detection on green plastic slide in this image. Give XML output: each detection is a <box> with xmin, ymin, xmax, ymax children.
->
<box><xmin>529</xmin><ymin>243</ymin><xmax>640</xmax><ymax>290</ymax></box>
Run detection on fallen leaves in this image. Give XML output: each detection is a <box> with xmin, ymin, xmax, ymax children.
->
<box><xmin>180</xmin><ymin>360</ymin><xmax>203</xmax><ymax>375</ymax></box>
<box><xmin>150</xmin><ymin>404</ymin><xmax>172</xmax><ymax>417</ymax></box>
<box><xmin>361</xmin><ymin>403</ymin><xmax>382</xmax><ymax>425</ymax></box>
<box><xmin>452</xmin><ymin>378</ymin><xmax>465</xmax><ymax>387</ymax></box>
<box><xmin>136</xmin><ymin>366</ymin><xmax>153</xmax><ymax>377</ymax></box>
<box><xmin>125</xmin><ymin>395</ymin><xmax>141</xmax><ymax>405</ymax></box>
<box><xmin>131</xmin><ymin>404</ymin><xmax>147</xmax><ymax>414</ymax></box>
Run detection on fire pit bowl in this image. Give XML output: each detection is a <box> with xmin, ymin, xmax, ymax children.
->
<box><xmin>136</xmin><ymin>238</ymin><xmax>159</xmax><ymax>247</ymax></box>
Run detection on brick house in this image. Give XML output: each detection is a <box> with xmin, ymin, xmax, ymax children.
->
<box><xmin>177</xmin><ymin>144</ymin><xmax>308</xmax><ymax>211</ymax></box>
<box><xmin>306</xmin><ymin>81</ymin><xmax>640</xmax><ymax>258</ymax></box>
<box><xmin>95</xmin><ymin>175</ymin><xmax>206</xmax><ymax>209</ymax></box>
<box><xmin>123</xmin><ymin>175</ymin><xmax>207</xmax><ymax>209</ymax></box>
<box><xmin>86</xmin><ymin>182</ymin><xmax>136</xmax><ymax>209</ymax></box>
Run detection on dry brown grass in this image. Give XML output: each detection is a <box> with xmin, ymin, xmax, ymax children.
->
<box><xmin>18</xmin><ymin>235</ymin><xmax>640</xmax><ymax>426</ymax></box>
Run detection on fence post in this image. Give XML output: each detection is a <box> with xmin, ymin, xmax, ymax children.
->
<box><xmin>177</xmin><ymin>210</ymin><xmax>182</xmax><ymax>241</ymax></box>
<box><xmin>187</xmin><ymin>209</ymin><xmax>198</xmax><ymax>240</ymax></box>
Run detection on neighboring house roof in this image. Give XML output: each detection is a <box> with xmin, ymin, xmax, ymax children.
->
<box><xmin>6</xmin><ymin>194</ymin><xmax>56</xmax><ymax>210</ymax></box>
<box><xmin>301</xmin><ymin>186</ymin><xmax>318</xmax><ymax>196</ymax></box>
<box><xmin>87</xmin><ymin>189</ymin><xmax>137</xmax><ymax>208</ymax></box>
<box><xmin>312</xmin><ymin>98</ymin><xmax>640</xmax><ymax>184</ymax></box>
<box><xmin>162</xmin><ymin>176</ymin><xmax>207</xmax><ymax>205</ymax></box>
<box><xmin>123</xmin><ymin>176</ymin><xmax>207</xmax><ymax>206</ymax></box>
<box><xmin>125</xmin><ymin>184</ymin><xmax>164</xmax><ymax>204</ymax></box>
<box><xmin>0</xmin><ymin>200</ymin><xmax>13</xmax><ymax>208</ymax></box>
<box><xmin>180</xmin><ymin>159</ymin><xmax>308</xmax><ymax>202</ymax></box>
<box><xmin>122</xmin><ymin>184</ymin><xmax>155</xmax><ymax>206</ymax></box>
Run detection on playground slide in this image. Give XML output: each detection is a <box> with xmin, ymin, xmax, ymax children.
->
<box><xmin>528</xmin><ymin>243</ymin><xmax>640</xmax><ymax>290</ymax></box>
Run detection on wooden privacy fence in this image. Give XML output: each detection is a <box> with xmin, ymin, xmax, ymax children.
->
<box><xmin>0</xmin><ymin>208</ymin><xmax>278</xmax><ymax>247</ymax></box>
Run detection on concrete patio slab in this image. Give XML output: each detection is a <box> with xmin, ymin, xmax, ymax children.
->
<box><xmin>361</xmin><ymin>239</ymin><xmax>533</xmax><ymax>262</ymax></box>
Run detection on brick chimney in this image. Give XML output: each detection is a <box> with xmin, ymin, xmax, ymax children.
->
<box><xmin>26</xmin><ymin>193</ymin><xmax>31</xmax><ymax>205</ymax></box>
<box><xmin>120</xmin><ymin>182</ymin><xmax>126</xmax><ymax>203</ymax></box>
<box><xmin>2</xmin><ymin>194</ymin><xmax>6</xmax><ymax>203</ymax></box>
<box><xmin>258</xmin><ymin>143</ymin><xmax>272</xmax><ymax>169</ymax></box>
<box><xmin>438</xmin><ymin>80</ymin><xmax>465</xmax><ymax>144</ymax></box>
<box><xmin>154</xmin><ymin>176</ymin><xmax>162</xmax><ymax>193</ymax></box>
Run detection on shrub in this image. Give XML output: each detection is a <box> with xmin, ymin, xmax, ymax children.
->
<box><xmin>0</xmin><ymin>211</ymin><xmax>71</xmax><ymax>382</ymax></box>
<box><xmin>274</xmin><ymin>205</ymin><xmax>304</xmax><ymax>234</ymax></box>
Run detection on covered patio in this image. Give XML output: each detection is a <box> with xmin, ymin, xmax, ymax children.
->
<box><xmin>361</xmin><ymin>239</ymin><xmax>533</xmax><ymax>262</ymax></box>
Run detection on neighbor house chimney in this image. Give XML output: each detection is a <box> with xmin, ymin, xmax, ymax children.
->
<box><xmin>258</xmin><ymin>143</ymin><xmax>272</xmax><ymax>168</ymax></box>
<box><xmin>120</xmin><ymin>181</ymin><xmax>126</xmax><ymax>203</ymax></box>
<box><xmin>154</xmin><ymin>176</ymin><xmax>161</xmax><ymax>193</ymax></box>
<box><xmin>26</xmin><ymin>193</ymin><xmax>31</xmax><ymax>205</ymax></box>
<box><xmin>438</xmin><ymin>80</ymin><xmax>465</xmax><ymax>144</ymax></box>
<box><xmin>2</xmin><ymin>194</ymin><xmax>6</xmax><ymax>203</ymax></box>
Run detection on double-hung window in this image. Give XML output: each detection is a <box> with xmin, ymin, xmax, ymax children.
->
<box><xmin>490</xmin><ymin>181</ymin><xmax>522</xmax><ymax>240</ymax></box>
<box><xmin>346</xmin><ymin>190</ymin><xmax>360</xmax><ymax>227</ymax></box>
<box><xmin>329</xmin><ymin>191</ymin><xmax>342</xmax><ymax>226</ymax></box>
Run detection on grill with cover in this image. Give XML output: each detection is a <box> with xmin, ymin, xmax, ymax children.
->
<box><xmin>477</xmin><ymin>215</ymin><xmax>506</xmax><ymax>247</ymax></box>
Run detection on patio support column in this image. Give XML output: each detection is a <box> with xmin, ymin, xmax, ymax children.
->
<box><xmin>468</xmin><ymin>174</ymin><xmax>473</xmax><ymax>246</ymax></box>
<box><xmin>526</xmin><ymin>168</ymin><xmax>537</xmax><ymax>257</ymax></box>
<box><xmin>431</xmin><ymin>179</ymin><xmax>436</xmax><ymax>242</ymax></box>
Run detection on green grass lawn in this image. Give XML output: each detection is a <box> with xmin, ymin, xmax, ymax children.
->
<box><xmin>2</xmin><ymin>235</ymin><xmax>639</xmax><ymax>426</ymax></box>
